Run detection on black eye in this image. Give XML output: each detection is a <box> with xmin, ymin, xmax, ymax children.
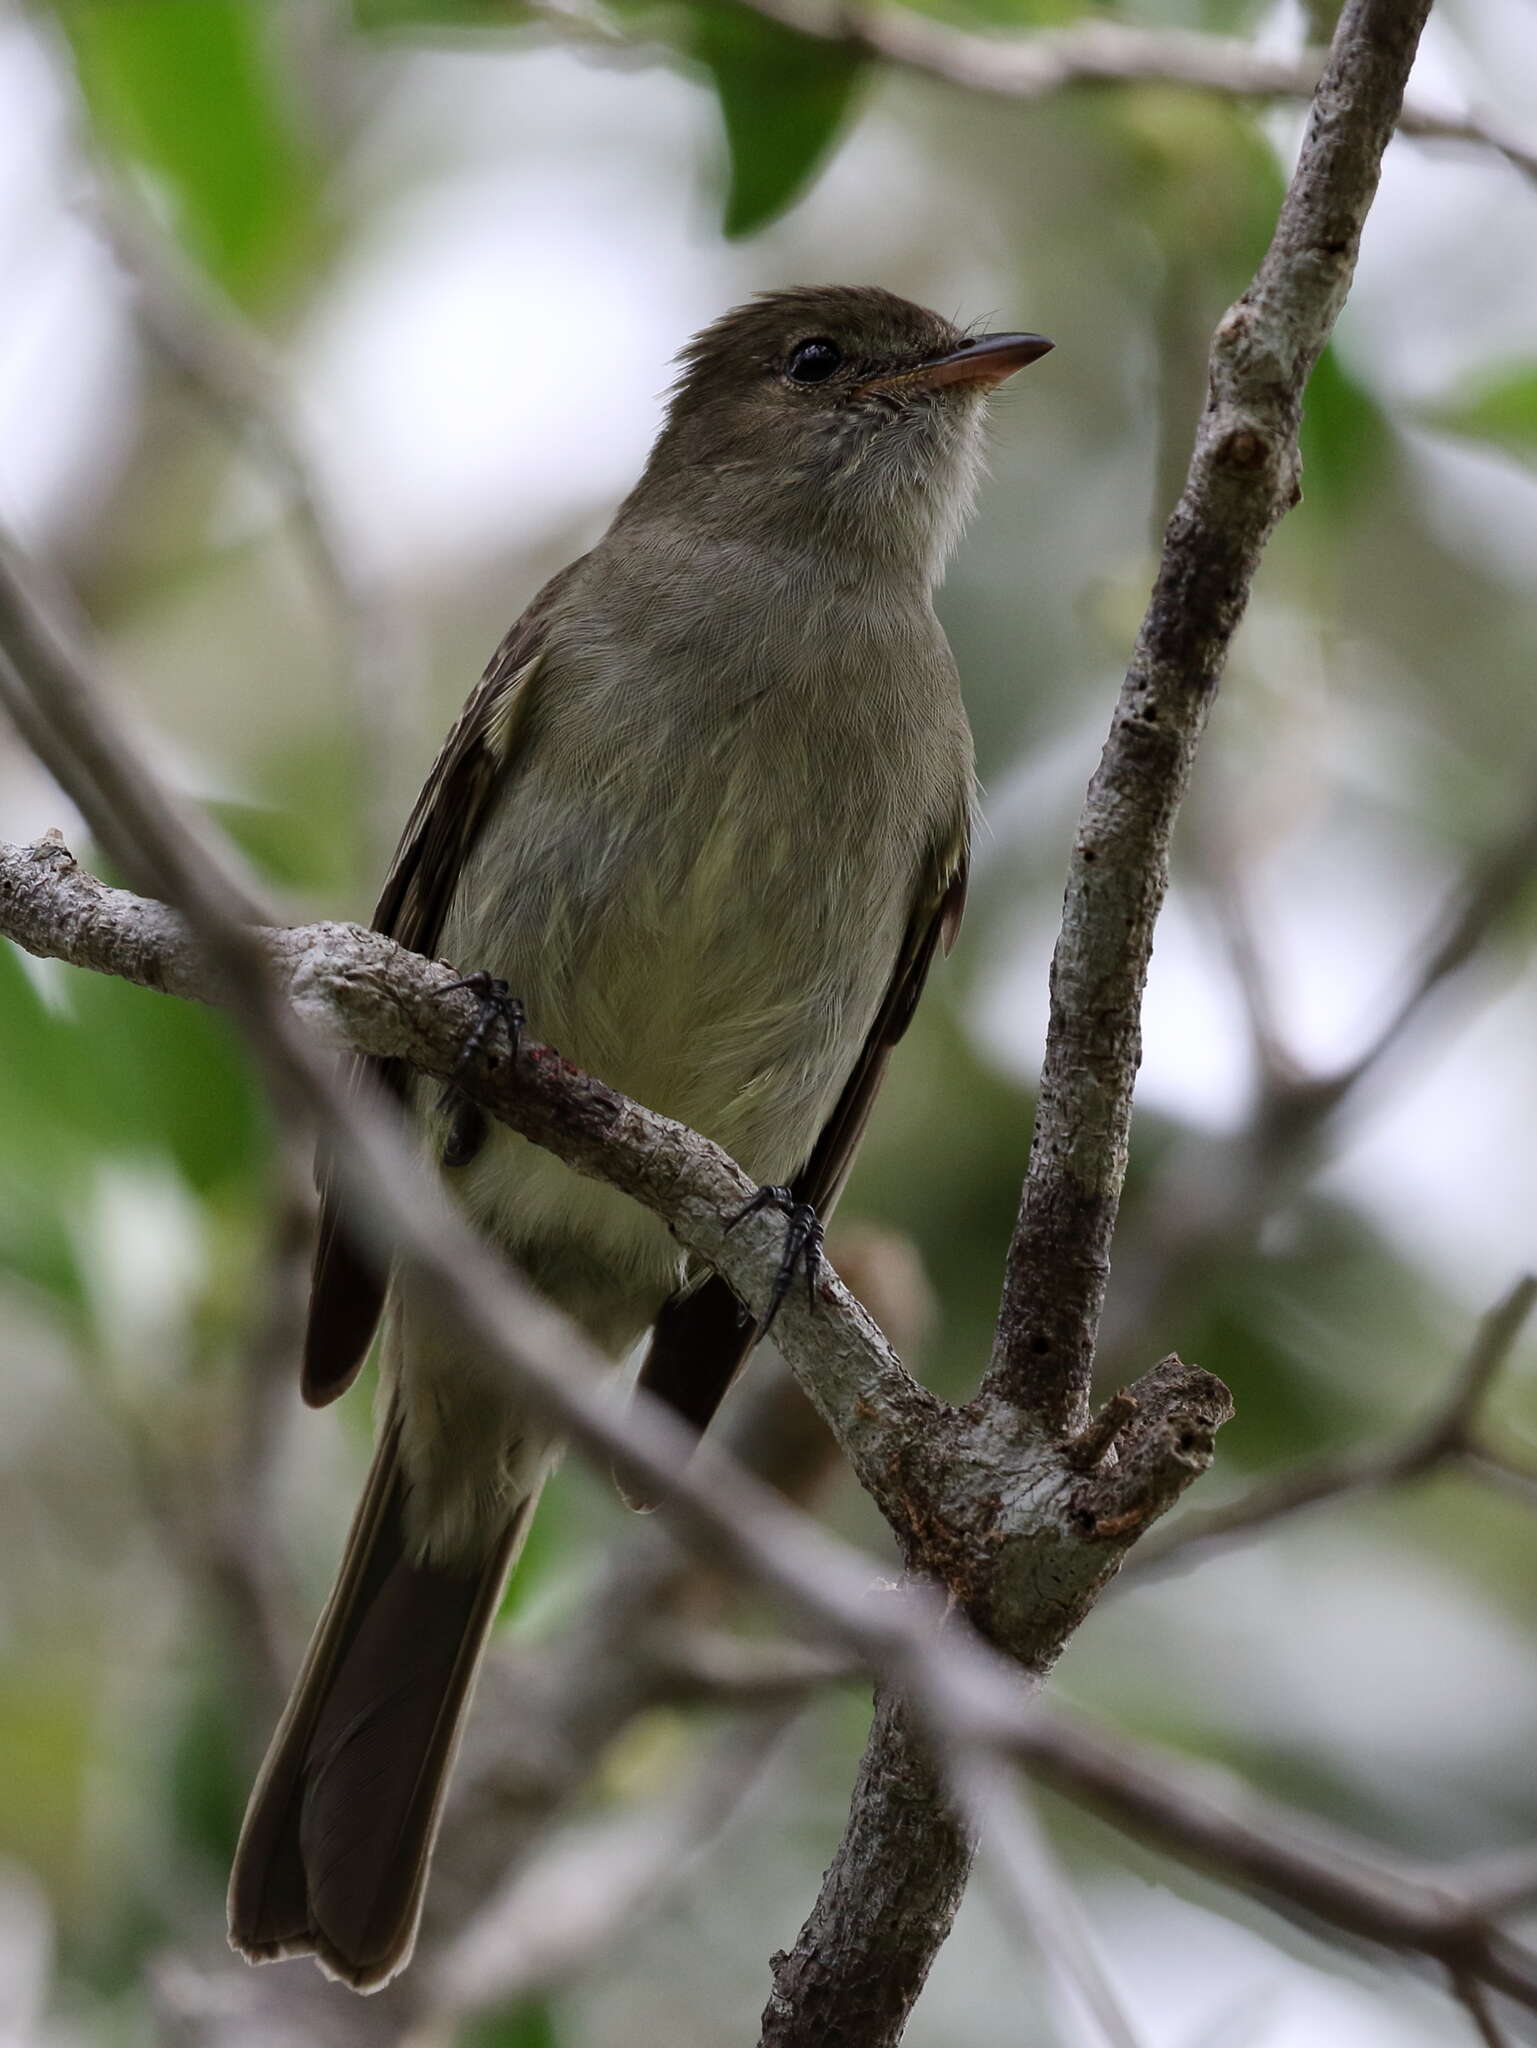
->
<box><xmin>786</xmin><ymin>337</ymin><xmax>842</xmax><ymax>384</ymax></box>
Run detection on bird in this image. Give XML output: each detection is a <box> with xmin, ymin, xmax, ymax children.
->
<box><xmin>227</xmin><ymin>283</ymin><xmax>1052</xmax><ymax>1990</ymax></box>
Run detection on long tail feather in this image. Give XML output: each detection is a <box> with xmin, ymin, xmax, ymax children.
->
<box><xmin>228</xmin><ymin>1406</ymin><xmax>532</xmax><ymax>1991</ymax></box>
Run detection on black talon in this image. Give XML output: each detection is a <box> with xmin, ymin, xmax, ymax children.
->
<box><xmin>439</xmin><ymin>971</ymin><xmax>525</xmax><ymax>1081</ymax></box>
<box><xmin>725</xmin><ymin>1185</ymin><xmax>825</xmax><ymax>1335</ymax></box>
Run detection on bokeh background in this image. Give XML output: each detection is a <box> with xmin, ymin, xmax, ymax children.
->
<box><xmin>2</xmin><ymin>0</ymin><xmax>1537</xmax><ymax>2041</ymax></box>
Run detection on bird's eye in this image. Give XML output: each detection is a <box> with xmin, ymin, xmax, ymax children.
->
<box><xmin>786</xmin><ymin>337</ymin><xmax>842</xmax><ymax>384</ymax></box>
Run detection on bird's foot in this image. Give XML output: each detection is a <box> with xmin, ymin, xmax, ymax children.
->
<box><xmin>725</xmin><ymin>1186</ymin><xmax>825</xmax><ymax>1335</ymax></box>
<box><xmin>439</xmin><ymin>971</ymin><xmax>525</xmax><ymax>1081</ymax></box>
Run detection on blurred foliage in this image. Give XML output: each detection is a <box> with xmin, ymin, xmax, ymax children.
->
<box><xmin>1433</xmin><ymin>360</ymin><xmax>1537</xmax><ymax>457</ymax></box>
<box><xmin>5</xmin><ymin>1</ymin><xmax>1537</xmax><ymax>2044</ymax></box>
<box><xmin>464</xmin><ymin>2007</ymin><xmax>562</xmax><ymax>2048</ymax></box>
<box><xmin>690</xmin><ymin>8</ymin><xmax>865</xmax><ymax>238</ymax></box>
<box><xmin>354</xmin><ymin>0</ymin><xmax>538</xmax><ymax>24</ymax></box>
<box><xmin>54</xmin><ymin>0</ymin><xmax>316</xmax><ymax>302</ymax></box>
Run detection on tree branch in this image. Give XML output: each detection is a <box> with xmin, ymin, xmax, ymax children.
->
<box><xmin>1097</xmin><ymin>776</ymin><xmax>1537</xmax><ymax>1390</ymax></box>
<box><xmin>1003</xmin><ymin>1704</ymin><xmax>1537</xmax><ymax>2017</ymax></box>
<box><xmin>433</xmin><ymin>1705</ymin><xmax>798</xmax><ymax>2016</ymax></box>
<box><xmin>0</xmin><ymin>530</ymin><xmax>1225</xmax><ymax>2037</ymax></box>
<box><xmin>5</xmin><ymin>796</ymin><xmax>1529</xmax><ymax>2035</ymax></box>
<box><xmin>1129</xmin><ymin>1274</ymin><xmax>1537</xmax><ymax>1577</ymax></box>
<box><xmin>43</xmin><ymin>6</ymin><xmax>424</xmax><ymax>875</ymax></box>
<box><xmin>718</xmin><ymin>0</ymin><xmax>1537</xmax><ymax>187</ymax></box>
<box><xmin>986</xmin><ymin>0</ymin><xmax>1434</xmax><ymax>1430</ymax></box>
<box><xmin>755</xmin><ymin>3</ymin><xmax>1436</xmax><ymax>2039</ymax></box>
<box><xmin>3</xmin><ymin>2</ymin><xmax>1520</xmax><ymax>2041</ymax></box>
<box><xmin>0</xmin><ymin>831</ymin><xmax>939</xmax><ymax>1529</ymax></box>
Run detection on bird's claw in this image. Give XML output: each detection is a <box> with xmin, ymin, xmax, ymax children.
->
<box><xmin>439</xmin><ymin>971</ymin><xmax>525</xmax><ymax>1080</ymax></box>
<box><xmin>725</xmin><ymin>1185</ymin><xmax>825</xmax><ymax>1335</ymax></box>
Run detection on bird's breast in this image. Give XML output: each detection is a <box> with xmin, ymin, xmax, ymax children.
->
<box><xmin>443</xmin><ymin>624</ymin><xmax>968</xmax><ymax>1184</ymax></box>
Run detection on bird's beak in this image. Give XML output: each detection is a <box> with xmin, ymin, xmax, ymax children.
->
<box><xmin>860</xmin><ymin>331</ymin><xmax>1055</xmax><ymax>397</ymax></box>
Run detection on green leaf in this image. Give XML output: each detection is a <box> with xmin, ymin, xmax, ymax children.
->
<box><xmin>908</xmin><ymin>0</ymin><xmax>1088</xmax><ymax>24</ymax></box>
<box><xmin>691</xmin><ymin>6</ymin><xmax>865</xmax><ymax>238</ymax></box>
<box><xmin>168</xmin><ymin>1675</ymin><xmax>248</xmax><ymax>1865</ymax></box>
<box><xmin>462</xmin><ymin>2004</ymin><xmax>561</xmax><ymax>2048</ymax></box>
<box><xmin>1432</xmin><ymin>363</ymin><xmax>1537</xmax><ymax>457</ymax></box>
<box><xmin>56</xmin><ymin>0</ymin><xmax>312</xmax><ymax>301</ymax></box>
<box><xmin>351</xmin><ymin>0</ymin><xmax>531</xmax><ymax>25</ymax></box>
<box><xmin>1299</xmin><ymin>342</ymin><xmax>1390</xmax><ymax>522</ymax></box>
<box><xmin>66</xmin><ymin>967</ymin><xmax>265</xmax><ymax>1194</ymax></box>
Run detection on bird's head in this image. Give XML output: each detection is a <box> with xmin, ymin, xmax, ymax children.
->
<box><xmin>627</xmin><ymin>285</ymin><xmax>1053</xmax><ymax>581</ymax></box>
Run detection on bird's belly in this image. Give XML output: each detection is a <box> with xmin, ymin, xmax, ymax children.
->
<box><xmin>434</xmin><ymin>740</ymin><xmax>920</xmax><ymax>1312</ymax></box>
<box><xmin>535</xmin><ymin>787</ymin><xmax>904</xmax><ymax>1165</ymax></box>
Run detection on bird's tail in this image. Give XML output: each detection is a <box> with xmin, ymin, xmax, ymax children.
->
<box><xmin>227</xmin><ymin>1402</ymin><xmax>534</xmax><ymax>1992</ymax></box>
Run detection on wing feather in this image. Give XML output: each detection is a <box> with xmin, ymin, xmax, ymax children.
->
<box><xmin>301</xmin><ymin>565</ymin><xmax>578</xmax><ymax>1406</ymax></box>
<box><xmin>635</xmin><ymin>837</ymin><xmax>969</xmax><ymax>1440</ymax></box>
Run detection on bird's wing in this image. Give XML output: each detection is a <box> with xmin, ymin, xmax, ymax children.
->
<box><xmin>635</xmin><ymin>837</ymin><xmax>969</xmax><ymax>1441</ymax></box>
<box><xmin>793</xmin><ymin>845</ymin><xmax>968</xmax><ymax>1223</ymax></box>
<box><xmin>301</xmin><ymin>566</ymin><xmax>577</xmax><ymax>1407</ymax></box>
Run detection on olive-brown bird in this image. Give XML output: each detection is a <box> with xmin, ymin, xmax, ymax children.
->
<box><xmin>228</xmin><ymin>284</ymin><xmax>1052</xmax><ymax>1989</ymax></box>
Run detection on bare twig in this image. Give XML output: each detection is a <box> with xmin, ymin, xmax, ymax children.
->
<box><xmin>985</xmin><ymin>0</ymin><xmax>1434</xmax><ymax>1432</ymax></box>
<box><xmin>764</xmin><ymin>4</ymin><xmax>1436</xmax><ymax>2039</ymax></box>
<box><xmin>1452</xmin><ymin>1968</ymin><xmax>1518</xmax><ymax>2048</ymax></box>
<box><xmin>1102</xmin><ymin>783</ymin><xmax>1537</xmax><ymax>1388</ymax></box>
<box><xmin>1190</xmin><ymin>815</ymin><xmax>1305</xmax><ymax>1098</ymax></box>
<box><xmin>3</xmin><ymin>849</ymin><xmax>1534</xmax><ymax>2033</ymax></box>
<box><xmin>1005</xmin><ymin>1704</ymin><xmax>1537</xmax><ymax>2015</ymax></box>
<box><xmin>1130</xmin><ymin>1275</ymin><xmax>1537</xmax><ymax>1576</ymax></box>
<box><xmin>1457</xmin><ymin>1846</ymin><xmax>1537</xmax><ymax>1921</ymax></box>
<box><xmin>957</xmin><ymin>1753</ymin><xmax>1146</xmax><ymax>2048</ymax></box>
<box><xmin>713</xmin><ymin>1</ymin><xmax>1537</xmax><ymax>187</ymax></box>
<box><xmin>1461</xmin><ymin>1445</ymin><xmax>1537</xmax><ymax>1513</ymax></box>
<box><xmin>435</xmin><ymin>1706</ymin><xmax>797</xmax><ymax>2015</ymax></box>
<box><xmin>0</xmin><ymin>830</ymin><xmax>939</xmax><ymax>1527</ymax></box>
<box><xmin>43</xmin><ymin>1</ymin><xmax>421</xmax><ymax>874</ymax></box>
<box><xmin>1305</xmin><ymin>789</ymin><xmax>1537</xmax><ymax>1116</ymax></box>
<box><xmin>2</xmin><ymin>6</ymin><xmax>1511</xmax><ymax>2022</ymax></box>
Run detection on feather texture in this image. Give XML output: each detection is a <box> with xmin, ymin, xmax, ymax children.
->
<box><xmin>301</xmin><ymin>569</ymin><xmax>575</xmax><ymax>1408</ymax></box>
<box><xmin>228</xmin><ymin>1405</ymin><xmax>533</xmax><ymax>1990</ymax></box>
<box><xmin>240</xmin><ymin>286</ymin><xmax>1020</xmax><ymax>1991</ymax></box>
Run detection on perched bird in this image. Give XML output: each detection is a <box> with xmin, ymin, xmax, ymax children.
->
<box><xmin>228</xmin><ymin>284</ymin><xmax>1052</xmax><ymax>1990</ymax></box>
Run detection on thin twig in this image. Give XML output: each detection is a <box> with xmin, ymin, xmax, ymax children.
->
<box><xmin>1461</xmin><ymin>1445</ymin><xmax>1537</xmax><ymax>1513</ymax></box>
<box><xmin>984</xmin><ymin>0</ymin><xmax>1435</xmax><ymax>1432</ymax></box>
<box><xmin>1129</xmin><ymin>1275</ymin><xmax>1537</xmax><ymax>1577</ymax></box>
<box><xmin>434</xmin><ymin>1706</ymin><xmax>798</xmax><ymax>2015</ymax></box>
<box><xmin>1451</xmin><ymin>1968</ymin><xmax>1518</xmax><ymax>2048</ymax></box>
<box><xmin>1005</xmin><ymin>1704</ymin><xmax>1537</xmax><ymax>2013</ymax></box>
<box><xmin>1100</xmin><ymin>781</ymin><xmax>1537</xmax><ymax>1391</ymax></box>
<box><xmin>1456</xmin><ymin>1846</ymin><xmax>1537</xmax><ymax>1921</ymax></box>
<box><xmin>1309</xmin><ymin>790</ymin><xmax>1537</xmax><ymax>1115</ymax></box>
<box><xmin>0</xmin><ymin>829</ymin><xmax>940</xmax><ymax>1528</ymax></box>
<box><xmin>45</xmin><ymin>5</ymin><xmax>422</xmax><ymax>876</ymax></box>
<box><xmin>956</xmin><ymin>1752</ymin><xmax>1147</xmax><ymax>2048</ymax></box>
<box><xmin>712</xmin><ymin>1</ymin><xmax>1537</xmax><ymax>187</ymax></box>
<box><xmin>3</xmin><ymin>838</ymin><xmax>1535</xmax><ymax>2030</ymax></box>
